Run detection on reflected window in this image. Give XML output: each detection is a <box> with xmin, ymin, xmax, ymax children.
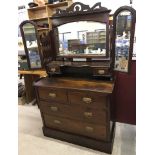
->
<box><xmin>59</xmin><ymin>32</ymin><xmax>71</xmax><ymax>51</ymax></box>
<box><xmin>77</xmin><ymin>30</ymin><xmax>88</xmax><ymax>44</ymax></box>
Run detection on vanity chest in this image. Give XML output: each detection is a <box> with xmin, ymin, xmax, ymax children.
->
<box><xmin>34</xmin><ymin>76</ymin><xmax>115</xmax><ymax>153</ymax></box>
<box><xmin>34</xmin><ymin>2</ymin><xmax>116</xmax><ymax>153</ymax></box>
<box><xmin>33</xmin><ymin>2</ymin><xmax>136</xmax><ymax>154</ymax></box>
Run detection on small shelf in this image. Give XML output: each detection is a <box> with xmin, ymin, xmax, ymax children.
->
<box><xmin>47</xmin><ymin>1</ymin><xmax>68</xmax><ymax>8</ymax></box>
<box><xmin>27</xmin><ymin>0</ymin><xmax>72</xmax><ymax>30</ymax></box>
<box><xmin>28</xmin><ymin>5</ymin><xmax>46</xmax><ymax>11</ymax></box>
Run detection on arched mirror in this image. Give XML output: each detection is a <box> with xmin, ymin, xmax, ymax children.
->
<box><xmin>112</xmin><ymin>6</ymin><xmax>136</xmax><ymax>73</ymax></box>
<box><xmin>20</xmin><ymin>20</ymin><xmax>43</xmax><ymax>69</ymax></box>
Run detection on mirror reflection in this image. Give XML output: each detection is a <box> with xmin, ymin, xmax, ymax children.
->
<box><xmin>114</xmin><ymin>11</ymin><xmax>131</xmax><ymax>72</ymax></box>
<box><xmin>58</xmin><ymin>21</ymin><xmax>106</xmax><ymax>56</ymax></box>
<box><xmin>23</xmin><ymin>23</ymin><xmax>41</xmax><ymax>68</ymax></box>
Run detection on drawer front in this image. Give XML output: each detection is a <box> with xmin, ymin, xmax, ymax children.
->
<box><xmin>38</xmin><ymin>87</ymin><xmax>67</xmax><ymax>103</ymax></box>
<box><xmin>68</xmin><ymin>91</ymin><xmax>108</xmax><ymax>109</ymax></box>
<box><xmin>39</xmin><ymin>101</ymin><xmax>107</xmax><ymax>125</ymax></box>
<box><xmin>44</xmin><ymin>114</ymin><xmax>107</xmax><ymax>141</ymax></box>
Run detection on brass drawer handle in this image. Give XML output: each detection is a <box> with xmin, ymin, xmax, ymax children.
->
<box><xmin>85</xmin><ymin>126</ymin><xmax>94</xmax><ymax>132</ymax></box>
<box><xmin>49</xmin><ymin>93</ymin><xmax>56</xmax><ymax>98</ymax></box>
<box><xmin>53</xmin><ymin>120</ymin><xmax>61</xmax><ymax>124</ymax></box>
<box><xmin>50</xmin><ymin>68</ymin><xmax>56</xmax><ymax>72</ymax></box>
<box><xmin>50</xmin><ymin>106</ymin><xmax>58</xmax><ymax>112</ymax></box>
<box><xmin>98</xmin><ymin>69</ymin><xmax>105</xmax><ymax>75</ymax></box>
<box><xmin>84</xmin><ymin>112</ymin><xmax>92</xmax><ymax>117</ymax></box>
<box><xmin>82</xmin><ymin>97</ymin><xmax>92</xmax><ymax>104</ymax></box>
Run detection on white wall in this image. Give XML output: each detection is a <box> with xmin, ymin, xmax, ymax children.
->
<box><xmin>18</xmin><ymin>0</ymin><xmax>32</xmax><ymax>8</ymax></box>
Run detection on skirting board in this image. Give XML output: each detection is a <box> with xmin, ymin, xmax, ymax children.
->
<box><xmin>42</xmin><ymin>122</ymin><xmax>115</xmax><ymax>154</ymax></box>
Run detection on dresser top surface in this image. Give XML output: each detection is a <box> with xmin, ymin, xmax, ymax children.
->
<box><xmin>34</xmin><ymin>77</ymin><xmax>114</xmax><ymax>93</ymax></box>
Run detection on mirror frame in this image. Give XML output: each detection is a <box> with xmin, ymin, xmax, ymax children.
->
<box><xmin>19</xmin><ymin>20</ymin><xmax>43</xmax><ymax>70</ymax></box>
<box><xmin>112</xmin><ymin>6</ymin><xmax>136</xmax><ymax>73</ymax></box>
<box><xmin>50</xmin><ymin>2</ymin><xmax>111</xmax><ymax>59</ymax></box>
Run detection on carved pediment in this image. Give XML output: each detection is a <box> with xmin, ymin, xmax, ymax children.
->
<box><xmin>53</xmin><ymin>2</ymin><xmax>110</xmax><ymax>18</ymax></box>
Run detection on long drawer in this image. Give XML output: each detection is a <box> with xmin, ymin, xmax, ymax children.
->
<box><xmin>68</xmin><ymin>90</ymin><xmax>108</xmax><ymax>109</ymax></box>
<box><xmin>39</xmin><ymin>101</ymin><xmax>107</xmax><ymax>125</ymax></box>
<box><xmin>44</xmin><ymin>114</ymin><xmax>107</xmax><ymax>141</ymax></box>
<box><xmin>38</xmin><ymin>87</ymin><xmax>68</xmax><ymax>104</ymax></box>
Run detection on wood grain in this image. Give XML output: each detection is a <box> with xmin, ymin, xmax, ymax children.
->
<box><xmin>38</xmin><ymin>87</ymin><xmax>68</xmax><ymax>103</ymax></box>
<box><xmin>43</xmin><ymin>114</ymin><xmax>107</xmax><ymax>141</ymax></box>
<box><xmin>39</xmin><ymin>101</ymin><xmax>107</xmax><ymax>125</ymax></box>
<box><xmin>34</xmin><ymin>77</ymin><xmax>114</xmax><ymax>93</ymax></box>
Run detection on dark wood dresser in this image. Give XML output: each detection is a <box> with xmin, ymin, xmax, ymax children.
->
<box><xmin>34</xmin><ymin>77</ymin><xmax>115</xmax><ymax>153</ymax></box>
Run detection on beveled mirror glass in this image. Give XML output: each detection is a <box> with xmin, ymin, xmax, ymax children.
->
<box><xmin>22</xmin><ymin>22</ymin><xmax>42</xmax><ymax>69</ymax></box>
<box><xmin>58</xmin><ymin>21</ymin><xmax>107</xmax><ymax>56</ymax></box>
<box><xmin>112</xmin><ymin>6</ymin><xmax>136</xmax><ymax>73</ymax></box>
<box><xmin>114</xmin><ymin>10</ymin><xmax>131</xmax><ymax>72</ymax></box>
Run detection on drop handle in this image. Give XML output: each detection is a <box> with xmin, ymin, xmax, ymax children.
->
<box><xmin>85</xmin><ymin>126</ymin><xmax>94</xmax><ymax>132</ymax></box>
<box><xmin>53</xmin><ymin>120</ymin><xmax>61</xmax><ymax>124</ymax></box>
<box><xmin>98</xmin><ymin>70</ymin><xmax>105</xmax><ymax>74</ymax></box>
<box><xmin>84</xmin><ymin>112</ymin><xmax>92</xmax><ymax>118</ymax></box>
<box><xmin>82</xmin><ymin>97</ymin><xmax>92</xmax><ymax>104</ymax></box>
<box><xmin>50</xmin><ymin>106</ymin><xmax>58</xmax><ymax>112</ymax></box>
<box><xmin>50</xmin><ymin>68</ymin><xmax>56</xmax><ymax>72</ymax></box>
<box><xmin>49</xmin><ymin>93</ymin><xmax>56</xmax><ymax>98</ymax></box>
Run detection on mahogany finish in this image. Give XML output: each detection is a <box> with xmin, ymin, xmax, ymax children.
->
<box><xmin>42</xmin><ymin>123</ymin><xmax>115</xmax><ymax>153</ymax></box>
<box><xmin>34</xmin><ymin>2</ymin><xmax>116</xmax><ymax>154</ymax></box>
<box><xmin>39</xmin><ymin>101</ymin><xmax>107</xmax><ymax>125</ymax></box>
<box><xmin>43</xmin><ymin>114</ymin><xmax>107</xmax><ymax>141</ymax></box>
<box><xmin>34</xmin><ymin>77</ymin><xmax>115</xmax><ymax>153</ymax></box>
<box><xmin>35</xmin><ymin>77</ymin><xmax>114</xmax><ymax>93</ymax></box>
<box><xmin>38</xmin><ymin>87</ymin><xmax>68</xmax><ymax>103</ymax></box>
<box><xmin>68</xmin><ymin>90</ymin><xmax>108</xmax><ymax>109</ymax></box>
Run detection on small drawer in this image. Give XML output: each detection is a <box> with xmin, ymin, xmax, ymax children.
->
<box><xmin>44</xmin><ymin>114</ymin><xmax>107</xmax><ymax>141</ymax></box>
<box><xmin>39</xmin><ymin>101</ymin><xmax>70</xmax><ymax>118</ymax></box>
<box><xmin>38</xmin><ymin>87</ymin><xmax>67</xmax><ymax>103</ymax></box>
<box><xmin>68</xmin><ymin>90</ymin><xmax>108</xmax><ymax>109</ymax></box>
<box><xmin>93</xmin><ymin>67</ymin><xmax>110</xmax><ymax>76</ymax></box>
<box><xmin>39</xmin><ymin>101</ymin><xmax>107</xmax><ymax>125</ymax></box>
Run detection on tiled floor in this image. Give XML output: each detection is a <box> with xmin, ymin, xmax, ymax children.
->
<box><xmin>18</xmin><ymin>104</ymin><xmax>136</xmax><ymax>155</ymax></box>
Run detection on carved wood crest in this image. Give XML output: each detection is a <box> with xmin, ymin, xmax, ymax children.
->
<box><xmin>52</xmin><ymin>2</ymin><xmax>110</xmax><ymax>18</ymax></box>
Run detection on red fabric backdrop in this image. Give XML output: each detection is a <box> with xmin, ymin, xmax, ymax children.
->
<box><xmin>113</xmin><ymin>60</ymin><xmax>136</xmax><ymax>125</ymax></box>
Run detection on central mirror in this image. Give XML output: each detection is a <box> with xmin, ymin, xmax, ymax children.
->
<box><xmin>57</xmin><ymin>21</ymin><xmax>107</xmax><ymax>57</ymax></box>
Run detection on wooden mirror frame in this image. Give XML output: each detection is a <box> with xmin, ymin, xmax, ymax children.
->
<box><xmin>19</xmin><ymin>20</ymin><xmax>43</xmax><ymax>70</ymax></box>
<box><xmin>50</xmin><ymin>2</ymin><xmax>111</xmax><ymax>60</ymax></box>
<box><xmin>111</xmin><ymin>6</ymin><xmax>136</xmax><ymax>73</ymax></box>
